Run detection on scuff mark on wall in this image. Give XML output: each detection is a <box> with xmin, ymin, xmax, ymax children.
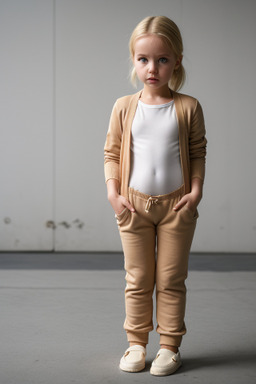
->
<box><xmin>45</xmin><ymin>219</ymin><xmax>85</xmax><ymax>230</ymax></box>
<box><xmin>72</xmin><ymin>219</ymin><xmax>84</xmax><ymax>229</ymax></box>
<box><xmin>46</xmin><ymin>220</ymin><xmax>56</xmax><ymax>229</ymax></box>
<box><xmin>59</xmin><ymin>221</ymin><xmax>71</xmax><ymax>229</ymax></box>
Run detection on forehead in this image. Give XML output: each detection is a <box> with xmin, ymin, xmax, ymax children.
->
<box><xmin>134</xmin><ymin>34</ymin><xmax>172</xmax><ymax>55</ymax></box>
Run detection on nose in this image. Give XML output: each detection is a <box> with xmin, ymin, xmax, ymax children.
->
<box><xmin>148</xmin><ymin>60</ymin><xmax>158</xmax><ymax>74</ymax></box>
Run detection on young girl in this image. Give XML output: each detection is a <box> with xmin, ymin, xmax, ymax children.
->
<box><xmin>104</xmin><ymin>16</ymin><xmax>206</xmax><ymax>376</ymax></box>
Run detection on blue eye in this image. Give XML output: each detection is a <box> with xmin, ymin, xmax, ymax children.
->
<box><xmin>159</xmin><ymin>57</ymin><xmax>168</xmax><ymax>63</ymax></box>
<box><xmin>139</xmin><ymin>57</ymin><xmax>147</xmax><ymax>63</ymax></box>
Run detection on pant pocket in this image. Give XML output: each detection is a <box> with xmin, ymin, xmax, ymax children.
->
<box><xmin>180</xmin><ymin>204</ymin><xmax>199</xmax><ymax>221</ymax></box>
<box><xmin>115</xmin><ymin>207</ymin><xmax>130</xmax><ymax>226</ymax></box>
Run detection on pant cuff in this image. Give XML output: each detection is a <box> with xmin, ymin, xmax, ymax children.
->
<box><xmin>126</xmin><ymin>331</ymin><xmax>149</xmax><ymax>345</ymax></box>
<box><xmin>160</xmin><ymin>334</ymin><xmax>182</xmax><ymax>347</ymax></box>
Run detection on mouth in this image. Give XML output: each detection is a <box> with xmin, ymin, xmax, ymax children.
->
<box><xmin>147</xmin><ymin>77</ymin><xmax>159</xmax><ymax>82</ymax></box>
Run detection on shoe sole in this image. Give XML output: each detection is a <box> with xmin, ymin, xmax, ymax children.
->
<box><xmin>119</xmin><ymin>361</ymin><xmax>145</xmax><ymax>373</ymax></box>
<box><xmin>150</xmin><ymin>361</ymin><xmax>182</xmax><ymax>376</ymax></box>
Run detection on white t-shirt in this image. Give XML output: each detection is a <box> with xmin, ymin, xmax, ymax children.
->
<box><xmin>129</xmin><ymin>99</ymin><xmax>183</xmax><ymax>196</ymax></box>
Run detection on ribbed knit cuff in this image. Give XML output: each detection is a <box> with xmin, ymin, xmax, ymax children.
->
<box><xmin>160</xmin><ymin>334</ymin><xmax>182</xmax><ymax>348</ymax></box>
<box><xmin>126</xmin><ymin>331</ymin><xmax>149</xmax><ymax>345</ymax></box>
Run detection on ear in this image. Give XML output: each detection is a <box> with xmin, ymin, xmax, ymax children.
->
<box><xmin>174</xmin><ymin>55</ymin><xmax>183</xmax><ymax>70</ymax></box>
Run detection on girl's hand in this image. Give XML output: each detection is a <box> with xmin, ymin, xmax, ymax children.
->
<box><xmin>107</xmin><ymin>178</ymin><xmax>135</xmax><ymax>215</ymax></box>
<box><xmin>173</xmin><ymin>191</ymin><xmax>201</xmax><ymax>213</ymax></box>
<box><xmin>173</xmin><ymin>177</ymin><xmax>203</xmax><ymax>213</ymax></box>
<box><xmin>108</xmin><ymin>193</ymin><xmax>135</xmax><ymax>215</ymax></box>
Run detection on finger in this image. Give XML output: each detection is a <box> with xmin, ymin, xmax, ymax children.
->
<box><xmin>124</xmin><ymin>199</ymin><xmax>135</xmax><ymax>212</ymax></box>
<box><xmin>173</xmin><ymin>198</ymin><xmax>187</xmax><ymax>211</ymax></box>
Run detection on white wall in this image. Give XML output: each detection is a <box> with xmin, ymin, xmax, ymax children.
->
<box><xmin>0</xmin><ymin>0</ymin><xmax>54</xmax><ymax>250</ymax></box>
<box><xmin>1</xmin><ymin>0</ymin><xmax>256</xmax><ymax>252</ymax></box>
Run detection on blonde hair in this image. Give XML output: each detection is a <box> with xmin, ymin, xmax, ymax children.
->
<box><xmin>129</xmin><ymin>16</ymin><xmax>185</xmax><ymax>91</ymax></box>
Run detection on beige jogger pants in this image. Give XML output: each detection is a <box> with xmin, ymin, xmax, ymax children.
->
<box><xmin>115</xmin><ymin>185</ymin><xmax>198</xmax><ymax>347</ymax></box>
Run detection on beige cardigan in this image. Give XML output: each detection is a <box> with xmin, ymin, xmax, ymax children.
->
<box><xmin>104</xmin><ymin>90</ymin><xmax>207</xmax><ymax>199</ymax></box>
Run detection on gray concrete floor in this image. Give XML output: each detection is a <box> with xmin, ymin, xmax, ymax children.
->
<box><xmin>0</xmin><ymin>253</ymin><xmax>256</xmax><ymax>384</ymax></box>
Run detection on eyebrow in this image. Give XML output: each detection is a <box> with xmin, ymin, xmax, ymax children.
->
<box><xmin>136</xmin><ymin>53</ymin><xmax>171</xmax><ymax>57</ymax></box>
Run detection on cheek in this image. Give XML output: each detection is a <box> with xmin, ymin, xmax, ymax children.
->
<box><xmin>134</xmin><ymin>64</ymin><xmax>144</xmax><ymax>76</ymax></box>
<box><xmin>163</xmin><ymin>66</ymin><xmax>175</xmax><ymax>77</ymax></box>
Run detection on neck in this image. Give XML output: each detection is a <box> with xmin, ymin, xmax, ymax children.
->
<box><xmin>140</xmin><ymin>85</ymin><xmax>173</xmax><ymax>104</ymax></box>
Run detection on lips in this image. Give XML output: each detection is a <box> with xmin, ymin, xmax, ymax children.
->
<box><xmin>147</xmin><ymin>77</ymin><xmax>159</xmax><ymax>82</ymax></box>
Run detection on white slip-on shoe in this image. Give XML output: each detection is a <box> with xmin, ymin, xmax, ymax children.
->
<box><xmin>119</xmin><ymin>345</ymin><xmax>146</xmax><ymax>372</ymax></box>
<box><xmin>150</xmin><ymin>348</ymin><xmax>181</xmax><ymax>376</ymax></box>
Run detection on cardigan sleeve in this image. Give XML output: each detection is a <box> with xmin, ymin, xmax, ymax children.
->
<box><xmin>104</xmin><ymin>101</ymin><xmax>122</xmax><ymax>183</ymax></box>
<box><xmin>189</xmin><ymin>100</ymin><xmax>207</xmax><ymax>181</ymax></box>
